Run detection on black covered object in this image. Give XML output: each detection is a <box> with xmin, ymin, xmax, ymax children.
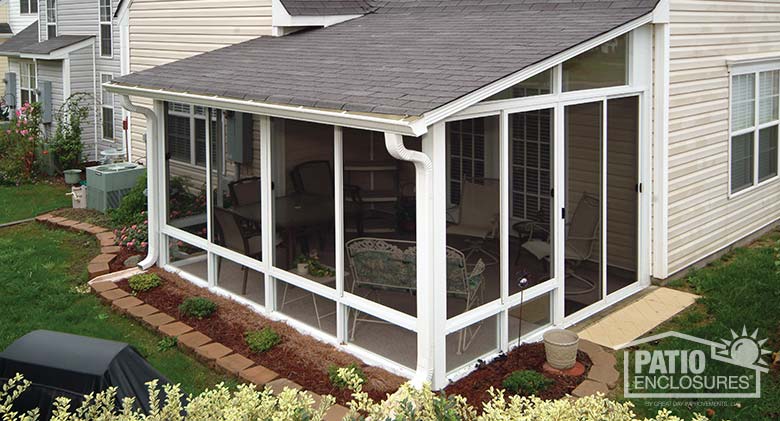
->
<box><xmin>0</xmin><ymin>330</ymin><xmax>169</xmax><ymax>418</ymax></box>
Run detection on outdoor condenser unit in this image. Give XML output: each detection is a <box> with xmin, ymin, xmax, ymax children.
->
<box><xmin>86</xmin><ymin>162</ymin><xmax>146</xmax><ymax>212</ymax></box>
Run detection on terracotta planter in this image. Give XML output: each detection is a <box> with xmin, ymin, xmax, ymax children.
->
<box><xmin>543</xmin><ymin>328</ymin><xmax>579</xmax><ymax>370</ymax></box>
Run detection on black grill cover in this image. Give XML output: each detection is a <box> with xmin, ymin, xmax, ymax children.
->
<box><xmin>0</xmin><ymin>330</ymin><xmax>170</xmax><ymax>419</ymax></box>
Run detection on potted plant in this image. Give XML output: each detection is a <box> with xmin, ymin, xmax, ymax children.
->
<box><xmin>293</xmin><ymin>254</ymin><xmax>309</xmax><ymax>273</ymax></box>
<box><xmin>543</xmin><ymin>328</ymin><xmax>580</xmax><ymax>370</ymax></box>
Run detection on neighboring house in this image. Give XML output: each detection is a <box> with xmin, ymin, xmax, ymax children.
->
<box><xmin>104</xmin><ymin>0</ymin><xmax>780</xmax><ymax>390</ymax></box>
<box><xmin>0</xmin><ymin>0</ymin><xmax>124</xmax><ymax>161</ymax></box>
<box><xmin>0</xmin><ymin>2</ymin><xmax>14</xmax><ymax>80</ymax></box>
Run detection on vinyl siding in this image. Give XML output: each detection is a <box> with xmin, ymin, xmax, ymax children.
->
<box><xmin>0</xmin><ymin>4</ymin><xmax>8</xmax><ymax>76</ymax></box>
<box><xmin>128</xmin><ymin>0</ymin><xmax>273</xmax><ymax>163</ymax></box>
<box><xmin>8</xmin><ymin>0</ymin><xmax>37</xmax><ymax>34</ymax></box>
<box><xmin>667</xmin><ymin>0</ymin><xmax>780</xmax><ymax>275</ymax></box>
<box><xmin>36</xmin><ymin>59</ymin><xmax>63</xmax><ymax>133</ymax></box>
<box><xmin>69</xmin><ymin>44</ymin><xmax>98</xmax><ymax>160</ymax></box>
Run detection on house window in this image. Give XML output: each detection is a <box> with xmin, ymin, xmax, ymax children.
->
<box><xmin>448</xmin><ymin>118</ymin><xmax>485</xmax><ymax>205</ymax></box>
<box><xmin>730</xmin><ymin>69</ymin><xmax>780</xmax><ymax>193</ymax></box>
<box><xmin>19</xmin><ymin>62</ymin><xmax>37</xmax><ymax>105</ymax></box>
<box><xmin>482</xmin><ymin>69</ymin><xmax>553</xmax><ymax>102</ymax></box>
<box><xmin>101</xmin><ymin>74</ymin><xmax>114</xmax><ymax>140</ymax></box>
<box><xmin>99</xmin><ymin>0</ymin><xmax>112</xmax><ymax>57</ymax></box>
<box><xmin>510</xmin><ymin>108</ymin><xmax>552</xmax><ymax>222</ymax></box>
<box><xmin>563</xmin><ymin>33</ymin><xmax>628</xmax><ymax>92</ymax></box>
<box><xmin>47</xmin><ymin>0</ymin><xmax>57</xmax><ymax>38</ymax></box>
<box><xmin>165</xmin><ymin>102</ymin><xmax>217</xmax><ymax>167</ymax></box>
<box><xmin>20</xmin><ymin>0</ymin><xmax>37</xmax><ymax>14</ymax></box>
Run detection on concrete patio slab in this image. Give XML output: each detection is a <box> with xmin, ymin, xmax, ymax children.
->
<box><xmin>575</xmin><ymin>287</ymin><xmax>698</xmax><ymax>350</ymax></box>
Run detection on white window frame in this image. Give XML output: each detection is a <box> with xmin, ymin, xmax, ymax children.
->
<box><xmin>98</xmin><ymin>0</ymin><xmax>112</xmax><ymax>58</ymax></box>
<box><xmin>20</xmin><ymin>0</ymin><xmax>37</xmax><ymax>15</ymax></box>
<box><xmin>101</xmin><ymin>73</ymin><xmax>115</xmax><ymax>141</ymax></box>
<box><xmin>19</xmin><ymin>61</ymin><xmax>37</xmax><ymax>105</ymax></box>
<box><xmin>166</xmin><ymin>102</ymin><xmax>216</xmax><ymax>168</ymax></box>
<box><xmin>728</xmin><ymin>58</ymin><xmax>780</xmax><ymax>197</ymax></box>
<box><xmin>46</xmin><ymin>0</ymin><xmax>57</xmax><ymax>38</ymax></box>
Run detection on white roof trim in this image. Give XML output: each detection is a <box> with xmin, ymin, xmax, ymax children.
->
<box><xmin>420</xmin><ymin>12</ymin><xmax>655</xmax><ymax>127</ymax></box>
<box><xmin>105</xmin><ymin>82</ymin><xmax>429</xmax><ymax>137</ymax></box>
<box><xmin>272</xmin><ymin>0</ymin><xmax>361</xmax><ymax>32</ymax></box>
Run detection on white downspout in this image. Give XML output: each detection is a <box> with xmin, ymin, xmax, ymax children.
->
<box><xmin>121</xmin><ymin>95</ymin><xmax>159</xmax><ymax>270</ymax></box>
<box><xmin>384</xmin><ymin>133</ymin><xmax>434</xmax><ymax>387</ymax></box>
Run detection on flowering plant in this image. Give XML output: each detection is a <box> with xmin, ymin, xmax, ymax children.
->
<box><xmin>0</xmin><ymin>102</ymin><xmax>43</xmax><ymax>184</ymax></box>
<box><xmin>114</xmin><ymin>212</ymin><xmax>148</xmax><ymax>253</ymax></box>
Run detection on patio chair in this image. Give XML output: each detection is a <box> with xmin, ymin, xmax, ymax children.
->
<box><xmin>213</xmin><ymin>207</ymin><xmax>262</xmax><ymax>295</ymax></box>
<box><xmin>521</xmin><ymin>192</ymin><xmax>599</xmax><ymax>295</ymax></box>
<box><xmin>228</xmin><ymin>176</ymin><xmax>262</xmax><ymax>206</ymax></box>
<box><xmin>448</xmin><ymin>179</ymin><xmax>500</xmax><ymax>264</ymax></box>
<box><xmin>345</xmin><ymin>237</ymin><xmax>486</xmax><ymax>354</ymax></box>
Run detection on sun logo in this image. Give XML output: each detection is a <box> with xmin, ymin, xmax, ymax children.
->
<box><xmin>714</xmin><ymin>326</ymin><xmax>772</xmax><ymax>371</ymax></box>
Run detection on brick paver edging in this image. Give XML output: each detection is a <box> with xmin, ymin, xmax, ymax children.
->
<box><xmin>90</xmin><ymin>279</ymin><xmax>349</xmax><ymax>420</ymax></box>
<box><xmin>35</xmin><ymin>213</ymin><xmax>116</xmax><ymax>278</ymax></box>
<box><xmin>570</xmin><ymin>339</ymin><xmax>620</xmax><ymax>398</ymax></box>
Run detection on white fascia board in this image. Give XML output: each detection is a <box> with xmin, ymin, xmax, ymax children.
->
<box><xmin>105</xmin><ymin>82</ymin><xmax>428</xmax><ymax>137</ymax></box>
<box><xmin>652</xmin><ymin>0</ymin><xmax>670</xmax><ymax>24</ymax></box>
<box><xmin>420</xmin><ymin>12</ymin><xmax>655</xmax><ymax>127</ymax></box>
<box><xmin>272</xmin><ymin>0</ymin><xmax>361</xmax><ymax>30</ymax></box>
<box><xmin>19</xmin><ymin>37</ymin><xmax>95</xmax><ymax>60</ymax></box>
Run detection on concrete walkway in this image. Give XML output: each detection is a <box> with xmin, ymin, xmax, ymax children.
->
<box><xmin>573</xmin><ymin>287</ymin><xmax>699</xmax><ymax>350</ymax></box>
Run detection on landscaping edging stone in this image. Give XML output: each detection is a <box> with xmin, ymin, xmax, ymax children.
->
<box><xmin>35</xmin><ymin>213</ymin><xmax>120</xmax><ymax>278</ymax></box>
<box><xmin>572</xmin><ymin>339</ymin><xmax>621</xmax><ymax>398</ymax></box>
<box><xmin>88</xmin><ymin>279</ymin><xmax>349</xmax><ymax>420</ymax></box>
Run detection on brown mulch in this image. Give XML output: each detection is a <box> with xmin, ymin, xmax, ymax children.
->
<box><xmin>444</xmin><ymin>342</ymin><xmax>591</xmax><ymax>407</ymax></box>
<box><xmin>109</xmin><ymin>246</ymin><xmax>143</xmax><ymax>272</ymax></box>
<box><xmin>116</xmin><ymin>268</ymin><xmax>404</xmax><ymax>405</ymax></box>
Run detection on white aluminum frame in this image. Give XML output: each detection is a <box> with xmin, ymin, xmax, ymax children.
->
<box><xmin>140</xmin><ymin>23</ymin><xmax>655</xmax><ymax>389</ymax></box>
<box><xmin>100</xmin><ymin>72</ymin><xmax>115</xmax><ymax>141</ymax></box>
<box><xmin>98</xmin><ymin>0</ymin><xmax>113</xmax><ymax>58</ymax></box>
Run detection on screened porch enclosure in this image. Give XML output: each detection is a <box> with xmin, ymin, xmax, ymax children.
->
<box><xmin>144</xmin><ymin>24</ymin><xmax>653</xmax><ymax>387</ymax></box>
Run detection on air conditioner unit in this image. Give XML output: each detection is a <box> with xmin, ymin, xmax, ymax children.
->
<box><xmin>86</xmin><ymin>162</ymin><xmax>146</xmax><ymax>212</ymax></box>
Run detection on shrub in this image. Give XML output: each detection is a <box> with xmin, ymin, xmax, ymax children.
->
<box><xmin>328</xmin><ymin>362</ymin><xmax>366</xmax><ymax>390</ymax></box>
<box><xmin>0</xmin><ymin>102</ymin><xmax>43</xmax><ymax>184</ymax></box>
<box><xmin>48</xmin><ymin>93</ymin><xmax>91</xmax><ymax>171</ymax></box>
<box><xmin>501</xmin><ymin>370</ymin><xmax>553</xmax><ymax>395</ymax></box>
<box><xmin>114</xmin><ymin>219</ymin><xmax>148</xmax><ymax>252</ymax></box>
<box><xmin>0</xmin><ymin>373</ymin><xmax>712</xmax><ymax>421</ymax></box>
<box><xmin>128</xmin><ymin>273</ymin><xmax>162</xmax><ymax>292</ymax></box>
<box><xmin>244</xmin><ymin>327</ymin><xmax>280</xmax><ymax>353</ymax></box>
<box><xmin>108</xmin><ymin>174</ymin><xmax>148</xmax><ymax>228</ymax></box>
<box><xmin>179</xmin><ymin>297</ymin><xmax>217</xmax><ymax>319</ymax></box>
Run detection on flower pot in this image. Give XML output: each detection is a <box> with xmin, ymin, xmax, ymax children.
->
<box><xmin>63</xmin><ymin>169</ymin><xmax>82</xmax><ymax>185</ymax></box>
<box><xmin>297</xmin><ymin>263</ymin><xmax>308</xmax><ymax>273</ymax></box>
<box><xmin>543</xmin><ymin>328</ymin><xmax>579</xmax><ymax>370</ymax></box>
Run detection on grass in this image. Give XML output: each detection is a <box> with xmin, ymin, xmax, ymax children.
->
<box><xmin>618</xmin><ymin>232</ymin><xmax>780</xmax><ymax>420</ymax></box>
<box><xmin>0</xmin><ymin>183</ymin><xmax>71</xmax><ymax>224</ymax></box>
<box><xmin>0</xmin><ymin>222</ymin><xmax>235</xmax><ymax>395</ymax></box>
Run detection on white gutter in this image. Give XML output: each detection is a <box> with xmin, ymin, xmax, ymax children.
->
<box><xmin>121</xmin><ymin>95</ymin><xmax>159</xmax><ymax>270</ymax></box>
<box><xmin>104</xmin><ymin>83</ymin><xmax>428</xmax><ymax>137</ymax></box>
<box><xmin>384</xmin><ymin>133</ymin><xmax>434</xmax><ymax>387</ymax></box>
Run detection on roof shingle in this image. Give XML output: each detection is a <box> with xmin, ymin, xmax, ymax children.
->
<box><xmin>114</xmin><ymin>0</ymin><xmax>658</xmax><ymax>117</ymax></box>
<box><xmin>0</xmin><ymin>22</ymin><xmax>94</xmax><ymax>56</ymax></box>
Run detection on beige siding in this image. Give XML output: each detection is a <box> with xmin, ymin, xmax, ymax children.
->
<box><xmin>667</xmin><ymin>0</ymin><xmax>780</xmax><ymax>275</ymax></box>
<box><xmin>0</xmin><ymin>3</ymin><xmax>9</xmax><ymax>77</ymax></box>
<box><xmin>128</xmin><ymin>0</ymin><xmax>273</xmax><ymax>163</ymax></box>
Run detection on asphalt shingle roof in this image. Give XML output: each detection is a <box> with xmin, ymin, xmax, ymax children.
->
<box><xmin>0</xmin><ymin>24</ymin><xmax>12</xmax><ymax>35</ymax></box>
<box><xmin>0</xmin><ymin>22</ymin><xmax>94</xmax><ymax>56</ymax></box>
<box><xmin>115</xmin><ymin>0</ymin><xmax>658</xmax><ymax>117</ymax></box>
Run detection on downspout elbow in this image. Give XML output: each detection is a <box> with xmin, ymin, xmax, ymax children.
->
<box><xmin>385</xmin><ymin>133</ymin><xmax>433</xmax><ymax>388</ymax></box>
<box><xmin>121</xmin><ymin>95</ymin><xmax>159</xmax><ymax>270</ymax></box>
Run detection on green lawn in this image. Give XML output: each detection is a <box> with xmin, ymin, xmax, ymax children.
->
<box><xmin>620</xmin><ymin>234</ymin><xmax>780</xmax><ymax>420</ymax></box>
<box><xmin>0</xmin><ymin>183</ymin><xmax>71</xmax><ymax>224</ymax></box>
<box><xmin>0</xmin><ymin>222</ymin><xmax>234</xmax><ymax>395</ymax></box>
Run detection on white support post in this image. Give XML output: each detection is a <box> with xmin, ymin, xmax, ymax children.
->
<box><xmin>205</xmin><ymin>108</ymin><xmax>217</xmax><ymax>287</ymax></box>
<box><xmin>498</xmin><ymin>111</ymin><xmax>510</xmax><ymax>353</ymax></box>
<box><xmin>426</xmin><ymin>123</ymin><xmax>448</xmax><ymax>389</ymax></box>
<box><xmin>652</xmin><ymin>22</ymin><xmax>670</xmax><ymax>280</ymax></box>
<box><xmin>384</xmin><ymin>132</ymin><xmax>434</xmax><ymax>388</ymax></box>
<box><xmin>261</xmin><ymin>115</ymin><xmax>276</xmax><ymax>312</ymax></box>
<box><xmin>334</xmin><ymin>125</ymin><xmax>347</xmax><ymax>343</ymax></box>
<box><xmin>155</xmin><ymin>100</ymin><xmax>167</xmax><ymax>267</ymax></box>
<box><xmin>553</xmin><ymin>103</ymin><xmax>565</xmax><ymax>325</ymax></box>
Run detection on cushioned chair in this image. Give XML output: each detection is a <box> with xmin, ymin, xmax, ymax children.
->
<box><xmin>448</xmin><ymin>179</ymin><xmax>500</xmax><ymax>264</ymax></box>
<box><xmin>228</xmin><ymin>176</ymin><xmax>262</xmax><ymax>206</ymax></box>
<box><xmin>213</xmin><ymin>207</ymin><xmax>262</xmax><ymax>295</ymax></box>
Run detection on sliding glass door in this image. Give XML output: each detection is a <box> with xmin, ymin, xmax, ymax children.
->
<box><xmin>563</xmin><ymin>96</ymin><xmax>639</xmax><ymax>318</ymax></box>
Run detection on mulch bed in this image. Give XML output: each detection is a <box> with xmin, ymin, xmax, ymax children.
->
<box><xmin>445</xmin><ymin>343</ymin><xmax>591</xmax><ymax>407</ymax></box>
<box><xmin>109</xmin><ymin>246</ymin><xmax>143</xmax><ymax>272</ymax></box>
<box><xmin>117</xmin><ymin>268</ymin><xmax>404</xmax><ymax>405</ymax></box>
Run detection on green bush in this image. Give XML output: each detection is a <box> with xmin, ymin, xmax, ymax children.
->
<box><xmin>178</xmin><ymin>297</ymin><xmax>217</xmax><ymax>319</ymax></box>
<box><xmin>107</xmin><ymin>174</ymin><xmax>148</xmax><ymax>228</ymax></box>
<box><xmin>328</xmin><ymin>362</ymin><xmax>366</xmax><ymax>389</ymax></box>
<box><xmin>128</xmin><ymin>273</ymin><xmax>162</xmax><ymax>292</ymax></box>
<box><xmin>244</xmin><ymin>327</ymin><xmax>281</xmax><ymax>353</ymax></box>
<box><xmin>49</xmin><ymin>93</ymin><xmax>91</xmax><ymax>171</ymax></box>
<box><xmin>501</xmin><ymin>370</ymin><xmax>553</xmax><ymax>395</ymax></box>
<box><xmin>0</xmin><ymin>373</ymin><xmax>711</xmax><ymax>421</ymax></box>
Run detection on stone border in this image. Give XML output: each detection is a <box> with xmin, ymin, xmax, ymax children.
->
<box><xmin>35</xmin><ymin>213</ymin><xmax>118</xmax><ymax>278</ymax></box>
<box><xmin>571</xmin><ymin>339</ymin><xmax>620</xmax><ymax>397</ymax></box>
<box><xmin>90</xmin><ymin>280</ymin><xmax>349</xmax><ymax>421</ymax></box>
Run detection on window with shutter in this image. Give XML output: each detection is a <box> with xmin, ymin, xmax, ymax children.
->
<box><xmin>448</xmin><ymin>118</ymin><xmax>486</xmax><ymax>205</ymax></box>
<box><xmin>166</xmin><ymin>102</ymin><xmax>218</xmax><ymax>167</ymax></box>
